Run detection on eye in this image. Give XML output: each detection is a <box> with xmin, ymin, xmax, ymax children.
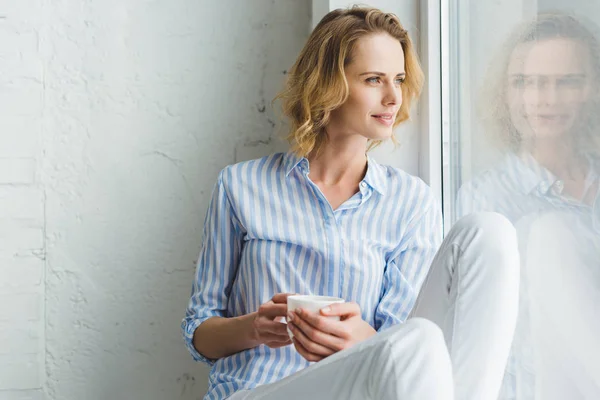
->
<box><xmin>395</xmin><ymin>77</ymin><xmax>405</xmax><ymax>85</ymax></box>
<box><xmin>366</xmin><ymin>77</ymin><xmax>381</xmax><ymax>84</ymax></box>
<box><xmin>510</xmin><ymin>76</ymin><xmax>524</xmax><ymax>88</ymax></box>
<box><xmin>558</xmin><ymin>76</ymin><xmax>585</xmax><ymax>89</ymax></box>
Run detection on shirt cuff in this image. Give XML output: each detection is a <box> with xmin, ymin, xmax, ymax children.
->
<box><xmin>181</xmin><ymin>316</ymin><xmax>218</xmax><ymax>366</ymax></box>
<box><xmin>375</xmin><ymin>311</ymin><xmax>404</xmax><ymax>332</ymax></box>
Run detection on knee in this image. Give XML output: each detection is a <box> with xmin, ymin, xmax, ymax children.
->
<box><xmin>412</xmin><ymin>317</ymin><xmax>446</xmax><ymax>349</ymax></box>
<box><xmin>452</xmin><ymin>212</ymin><xmax>520</xmax><ymax>277</ymax></box>
<box><xmin>525</xmin><ymin>211</ymin><xmax>575</xmax><ymax>245</ymax></box>
<box><xmin>367</xmin><ymin>319</ymin><xmax>453</xmax><ymax>398</ymax></box>
<box><xmin>454</xmin><ymin>212</ymin><xmax>517</xmax><ymax>249</ymax></box>
<box><xmin>521</xmin><ymin>212</ymin><xmax>578</xmax><ymax>279</ymax></box>
<box><xmin>388</xmin><ymin>318</ymin><xmax>451</xmax><ymax>369</ymax></box>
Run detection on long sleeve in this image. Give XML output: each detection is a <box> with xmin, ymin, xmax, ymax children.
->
<box><xmin>181</xmin><ymin>168</ymin><xmax>244</xmax><ymax>365</ymax></box>
<box><xmin>374</xmin><ymin>196</ymin><xmax>443</xmax><ymax>331</ymax></box>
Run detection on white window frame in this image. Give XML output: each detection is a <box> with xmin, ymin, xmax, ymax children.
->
<box><xmin>441</xmin><ymin>0</ymin><xmax>540</xmax><ymax>231</ymax></box>
<box><xmin>441</xmin><ymin>0</ymin><xmax>461</xmax><ymax>233</ymax></box>
<box><xmin>419</xmin><ymin>0</ymin><xmax>444</xmax><ymax>229</ymax></box>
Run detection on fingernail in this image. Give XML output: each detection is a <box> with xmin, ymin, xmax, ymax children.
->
<box><xmin>321</xmin><ymin>306</ymin><xmax>331</xmax><ymax>313</ymax></box>
<box><xmin>287</xmin><ymin>312</ymin><xmax>294</xmax><ymax>321</ymax></box>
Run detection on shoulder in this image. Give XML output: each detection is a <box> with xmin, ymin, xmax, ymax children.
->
<box><xmin>459</xmin><ymin>170</ymin><xmax>497</xmax><ymax>196</ymax></box>
<box><xmin>456</xmin><ymin>159</ymin><xmax>518</xmax><ymax>216</ymax></box>
<box><xmin>459</xmin><ymin>159</ymin><xmax>517</xmax><ymax>197</ymax></box>
<box><xmin>217</xmin><ymin>153</ymin><xmax>286</xmax><ymax>189</ymax></box>
<box><xmin>372</xmin><ymin>164</ymin><xmax>442</xmax><ymax>254</ymax></box>
<box><xmin>379</xmin><ymin>164</ymin><xmax>438</xmax><ymax>209</ymax></box>
<box><xmin>370</xmin><ymin>162</ymin><xmax>440</xmax><ymax>230</ymax></box>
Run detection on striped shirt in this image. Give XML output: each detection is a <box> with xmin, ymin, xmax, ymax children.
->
<box><xmin>457</xmin><ymin>151</ymin><xmax>600</xmax><ymax>231</ymax></box>
<box><xmin>182</xmin><ymin>151</ymin><xmax>442</xmax><ymax>400</ymax></box>
<box><xmin>457</xmin><ymin>151</ymin><xmax>600</xmax><ymax>399</ymax></box>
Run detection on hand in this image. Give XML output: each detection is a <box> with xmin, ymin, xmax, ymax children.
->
<box><xmin>252</xmin><ymin>293</ymin><xmax>295</xmax><ymax>349</ymax></box>
<box><xmin>287</xmin><ymin>302</ymin><xmax>376</xmax><ymax>362</ymax></box>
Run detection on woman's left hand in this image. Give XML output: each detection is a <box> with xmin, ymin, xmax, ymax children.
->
<box><xmin>287</xmin><ymin>302</ymin><xmax>376</xmax><ymax>362</ymax></box>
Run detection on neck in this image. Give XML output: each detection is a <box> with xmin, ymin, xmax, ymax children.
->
<box><xmin>522</xmin><ymin>137</ymin><xmax>586</xmax><ymax>181</ymax></box>
<box><xmin>307</xmin><ymin>139</ymin><xmax>368</xmax><ymax>187</ymax></box>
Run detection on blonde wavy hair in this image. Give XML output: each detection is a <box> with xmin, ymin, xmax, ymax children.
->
<box><xmin>479</xmin><ymin>12</ymin><xmax>600</xmax><ymax>154</ymax></box>
<box><xmin>274</xmin><ymin>6</ymin><xmax>424</xmax><ymax>157</ymax></box>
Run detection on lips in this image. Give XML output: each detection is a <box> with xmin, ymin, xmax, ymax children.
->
<box><xmin>372</xmin><ymin>113</ymin><xmax>395</xmax><ymax>127</ymax></box>
<box><xmin>538</xmin><ymin>115</ymin><xmax>566</xmax><ymax>119</ymax></box>
<box><xmin>372</xmin><ymin>113</ymin><xmax>394</xmax><ymax>119</ymax></box>
<box><xmin>533</xmin><ymin>114</ymin><xmax>569</xmax><ymax>123</ymax></box>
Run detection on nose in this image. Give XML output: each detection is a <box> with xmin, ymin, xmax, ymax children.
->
<box><xmin>383</xmin><ymin>82</ymin><xmax>402</xmax><ymax>106</ymax></box>
<box><xmin>542</xmin><ymin>85</ymin><xmax>559</xmax><ymax>106</ymax></box>
<box><xmin>536</xmin><ymin>81</ymin><xmax>560</xmax><ymax>106</ymax></box>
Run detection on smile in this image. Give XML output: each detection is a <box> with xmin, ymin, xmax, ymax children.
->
<box><xmin>372</xmin><ymin>114</ymin><xmax>394</xmax><ymax>127</ymax></box>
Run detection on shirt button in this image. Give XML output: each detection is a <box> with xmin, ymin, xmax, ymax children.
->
<box><xmin>360</xmin><ymin>182</ymin><xmax>367</xmax><ymax>188</ymax></box>
<box><xmin>553</xmin><ymin>180</ymin><xmax>564</xmax><ymax>194</ymax></box>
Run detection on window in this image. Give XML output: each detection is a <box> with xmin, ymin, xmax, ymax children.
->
<box><xmin>442</xmin><ymin>2</ymin><xmax>600</xmax><ymax>396</ymax></box>
<box><xmin>441</xmin><ymin>0</ymin><xmax>600</xmax><ymax>225</ymax></box>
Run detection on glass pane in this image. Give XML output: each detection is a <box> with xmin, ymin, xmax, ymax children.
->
<box><xmin>444</xmin><ymin>0</ymin><xmax>600</xmax><ymax>397</ymax></box>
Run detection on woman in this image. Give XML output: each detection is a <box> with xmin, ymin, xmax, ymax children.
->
<box><xmin>458</xmin><ymin>13</ymin><xmax>600</xmax><ymax>400</ymax></box>
<box><xmin>183</xmin><ymin>7</ymin><xmax>519</xmax><ymax>400</ymax></box>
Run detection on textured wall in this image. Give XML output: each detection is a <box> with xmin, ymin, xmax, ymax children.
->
<box><xmin>1</xmin><ymin>1</ymin><xmax>310</xmax><ymax>399</ymax></box>
<box><xmin>42</xmin><ymin>1</ymin><xmax>311</xmax><ymax>399</ymax></box>
<box><xmin>1</xmin><ymin>0</ymin><xmax>425</xmax><ymax>398</ymax></box>
<box><xmin>0</xmin><ymin>0</ymin><xmax>46</xmax><ymax>399</ymax></box>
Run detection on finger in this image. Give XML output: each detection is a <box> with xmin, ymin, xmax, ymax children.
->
<box><xmin>258</xmin><ymin>303</ymin><xmax>289</xmax><ymax>319</ymax></box>
<box><xmin>257</xmin><ymin>319</ymin><xmax>290</xmax><ymax>336</ymax></box>
<box><xmin>265</xmin><ymin>338</ymin><xmax>293</xmax><ymax>349</ymax></box>
<box><xmin>272</xmin><ymin>293</ymin><xmax>297</xmax><ymax>304</ymax></box>
<box><xmin>290</xmin><ymin>312</ymin><xmax>345</xmax><ymax>351</ymax></box>
<box><xmin>288</xmin><ymin>321</ymin><xmax>336</xmax><ymax>357</ymax></box>
<box><xmin>319</xmin><ymin>302</ymin><xmax>361</xmax><ymax>319</ymax></box>
<box><xmin>260</xmin><ymin>331</ymin><xmax>293</xmax><ymax>343</ymax></box>
<box><xmin>294</xmin><ymin>308</ymin><xmax>348</xmax><ymax>339</ymax></box>
<box><xmin>292</xmin><ymin>337</ymin><xmax>325</xmax><ymax>362</ymax></box>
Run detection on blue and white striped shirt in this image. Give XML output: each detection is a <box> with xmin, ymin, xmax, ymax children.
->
<box><xmin>182</xmin><ymin>151</ymin><xmax>442</xmax><ymax>400</ymax></box>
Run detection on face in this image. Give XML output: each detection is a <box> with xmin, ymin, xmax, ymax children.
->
<box><xmin>326</xmin><ymin>33</ymin><xmax>405</xmax><ymax>142</ymax></box>
<box><xmin>506</xmin><ymin>38</ymin><xmax>593</xmax><ymax>141</ymax></box>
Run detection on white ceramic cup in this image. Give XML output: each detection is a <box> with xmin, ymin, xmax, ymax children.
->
<box><xmin>286</xmin><ymin>295</ymin><xmax>345</xmax><ymax>339</ymax></box>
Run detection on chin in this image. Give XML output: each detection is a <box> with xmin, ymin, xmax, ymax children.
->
<box><xmin>527</xmin><ymin>118</ymin><xmax>577</xmax><ymax>139</ymax></box>
<box><xmin>529</xmin><ymin>125</ymin><xmax>570</xmax><ymax>137</ymax></box>
<box><xmin>365</xmin><ymin>128</ymin><xmax>394</xmax><ymax>141</ymax></box>
<box><xmin>541</xmin><ymin>133</ymin><xmax>570</xmax><ymax>140</ymax></box>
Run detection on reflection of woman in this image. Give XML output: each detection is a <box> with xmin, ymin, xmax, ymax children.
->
<box><xmin>458</xmin><ymin>13</ymin><xmax>600</xmax><ymax>400</ymax></box>
<box><xmin>182</xmin><ymin>6</ymin><xmax>519</xmax><ymax>400</ymax></box>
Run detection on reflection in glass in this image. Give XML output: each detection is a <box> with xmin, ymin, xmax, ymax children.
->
<box><xmin>457</xmin><ymin>13</ymin><xmax>600</xmax><ymax>399</ymax></box>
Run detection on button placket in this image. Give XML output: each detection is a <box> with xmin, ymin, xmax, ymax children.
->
<box><xmin>553</xmin><ymin>180</ymin><xmax>565</xmax><ymax>194</ymax></box>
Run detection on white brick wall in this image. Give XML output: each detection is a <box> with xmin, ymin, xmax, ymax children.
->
<box><xmin>0</xmin><ymin>1</ymin><xmax>46</xmax><ymax>398</ymax></box>
<box><xmin>0</xmin><ymin>391</ymin><xmax>45</xmax><ymax>400</ymax></box>
<box><xmin>1</xmin><ymin>0</ymin><xmax>311</xmax><ymax>398</ymax></box>
<box><xmin>1</xmin><ymin>1</ymin><xmax>423</xmax><ymax>398</ymax></box>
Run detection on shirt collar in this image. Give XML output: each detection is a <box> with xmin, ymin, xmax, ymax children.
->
<box><xmin>508</xmin><ymin>152</ymin><xmax>556</xmax><ymax>194</ymax></box>
<box><xmin>282</xmin><ymin>151</ymin><xmax>387</xmax><ymax>195</ymax></box>
<box><xmin>363</xmin><ymin>155</ymin><xmax>387</xmax><ymax>196</ymax></box>
<box><xmin>503</xmin><ymin>151</ymin><xmax>599</xmax><ymax>195</ymax></box>
<box><xmin>283</xmin><ymin>151</ymin><xmax>307</xmax><ymax>176</ymax></box>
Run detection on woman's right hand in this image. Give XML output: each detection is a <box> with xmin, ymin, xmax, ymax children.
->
<box><xmin>252</xmin><ymin>293</ymin><xmax>295</xmax><ymax>348</ymax></box>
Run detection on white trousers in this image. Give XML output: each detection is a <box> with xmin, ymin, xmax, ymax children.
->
<box><xmin>229</xmin><ymin>212</ymin><xmax>520</xmax><ymax>400</ymax></box>
<box><xmin>517</xmin><ymin>212</ymin><xmax>600</xmax><ymax>399</ymax></box>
